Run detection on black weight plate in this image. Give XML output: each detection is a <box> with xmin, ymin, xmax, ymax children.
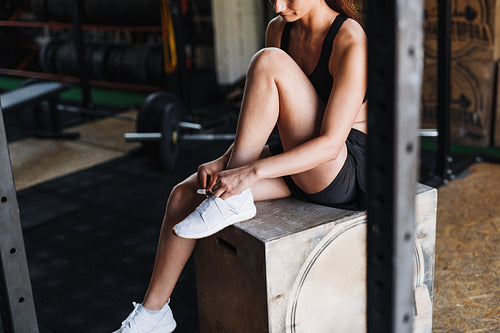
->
<box><xmin>121</xmin><ymin>45</ymin><xmax>144</xmax><ymax>83</ymax></box>
<box><xmin>55</xmin><ymin>43</ymin><xmax>76</xmax><ymax>76</ymax></box>
<box><xmin>137</xmin><ymin>45</ymin><xmax>152</xmax><ymax>84</ymax></box>
<box><xmin>39</xmin><ymin>41</ymin><xmax>58</xmax><ymax>73</ymax></box>
<box><xmin>106</xmin><ymin>45</ymin><xmax>125</xmax><ymax>82</ymax></box>
<box><xmin>160</xmin><ymin>106</ymin><xmax>180</xmax><ymax>170</ymax></box>
<box><xmin>137</xmin><ymin>92</ymin><xmax>184</xmax><ymax>154</ymax></box>
<box><xmin>84</xmin><ymin>44</ymin><xmax>97</xmax><ymax>75</ymax></box>
<box><xmin>145</xmin><ymin>46</ymin><xmax>166</xmax><ymax>85</ymax></box>
<box><xmin>91</xmin><ymin>45</ymin><xmax>110</xmax><ymax>81</ymax></box>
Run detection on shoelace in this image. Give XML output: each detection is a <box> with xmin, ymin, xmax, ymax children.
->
<box><xmin>121</xmin><ymin>302</ymin><xmax>141</xmax><ymax>327</ymax></box>
<box><xmin>198</xmin><ymin>196</ymin><xmax>240</xmax><ymax>228</ymax></box>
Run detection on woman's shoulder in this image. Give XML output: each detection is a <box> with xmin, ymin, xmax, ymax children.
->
<box><xmin>266</xmin><ymin>16</ymin><xmax>287</xmax><ymax>47</ymax></box>
<box><xmin>335</xmin><ymin>17</ymin><xmax>366</xmax><ymax>48</ymax></box>
<box><xmin>329</xmin><ymin>17</ymin><xmax>367</xmax><ymax>74</ymax></box>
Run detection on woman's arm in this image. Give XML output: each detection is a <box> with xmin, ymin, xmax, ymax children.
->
<box><xmin>251</xmin><ymin>19</ymin><xmax>367</xmax><ymax>179</ymax></box>
<box><xmin>265</xmin><ymin>16</ymin><xmax>286</xmax><ymax>48</ymax></box>
<box><xmin>211</xmin><ymin>19</ymin><xmax>367</xmax><ymax>198</ymax></box>
<box><xmin>197</xmin><ymin>144</ymin><xmax>233</xmax><ymax>189</ymax></box>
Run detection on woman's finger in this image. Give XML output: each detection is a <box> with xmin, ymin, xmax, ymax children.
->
<box><xmin>212</xmin><ymin>185</ymin><xmax>225</xmax><ymax>198</ymax></box>
<box><xmin>207</xmin><ymin>173</ymin><xmax>219</xmax><ymax>191</ymax></box>
<box><xmin>197</xmin><ymin>169</ymin><xmax>207</xmax><ymax>189</ymax></box>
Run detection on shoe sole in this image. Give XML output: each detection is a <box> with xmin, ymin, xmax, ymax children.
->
<box><xmin>149</xmin><ymin>321</ymin><xmax>176</xmax><ymax>333</ymax></box>
<box><xmin>173</xmin><ymin>207</ymin><xmax>256</xmax><ymax>239</ymax></box>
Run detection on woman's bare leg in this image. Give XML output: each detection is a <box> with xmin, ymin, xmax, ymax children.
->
<box><xmin>141</xmin><ymin>170</ymin><xmax>290</xmax><ymax>310</ymax></box>
<box><xmin>141</xmin><ymin>174</ymin><xmax>203</xmax><ymax>310</ymax></box>
<box><xmin>140</xmin><ymin>48</ymin><xmax>346</xmax><ymax>311</ymax></box>
<box><xmin>227</xmin><ymin>48</ymin><xmax>347</xmax><ymax>193</ymax></box>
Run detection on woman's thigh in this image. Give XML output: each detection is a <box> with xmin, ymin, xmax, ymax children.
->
<box><xmin>244</xmin><ymin>48</ymin><xmax>324</xmax><ymax>149</ymax></box>
<box><xmin>248</xmin><ymin>48</ymin><xmax>347</xmax><ymax>194</ymax></box>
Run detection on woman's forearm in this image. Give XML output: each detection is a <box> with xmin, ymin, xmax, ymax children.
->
<box><xmin>251</xmin><ymin>136</ymin><xmax>339</xmax><ymax>180</ymax></box>
<box><xmin>220</xmin><ymin>143</ymin><xmax>234</xmax><ymax>168</ymax></box>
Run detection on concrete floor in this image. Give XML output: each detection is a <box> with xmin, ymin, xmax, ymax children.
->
<box><xmin>8</xmin><ymin>111</ymin><xmax>139</xmax><ymax>190</ymax></box>
<box><xmin>5</xmin><ymin>114</ymin><xmax>500</xmax><ymax>332</ymax></box>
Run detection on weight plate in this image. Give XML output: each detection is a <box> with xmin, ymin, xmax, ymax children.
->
<box><xmin>106</xmin><ymin>45</ymin><xmax>125</xmax><ymax>82</ymax></box>
<box><xmin>122</xmin><ymin>45</ymin><xmax>144</xmax><ymax>83</ymax></box>
<box><xmin>145</xmin><ymin>46</ymin><xmax>166</xmax><ymax>85</ymax></box>
<box><xmin>137</xmin><ymin>91</ymin><xmax>184</xmax><ymax>155</ymax></box>
<box><xmin>38</xmin><ymin>41</ymin><xmax>58</xmax><ymax>73</ymax></box>
<box><xmin>55</xmin><ymin>43</ymin><xmax>76</xmax><ymax>76</ymax></box>
<box><xmin>91</xmin><ymin>45</ymin><xmax>110</xmax><ymax>81</ymax></box>
<box><xmin>160</xmin><ymin>106</ymin><xmax>180</xmax><ymax>170</ymax></box>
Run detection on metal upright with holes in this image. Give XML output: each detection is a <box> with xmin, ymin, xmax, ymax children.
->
<box><xmin>0</xmin><ymin>105</ymin><xmax>39</xmax><ymax>332</ymax></box>
<box><xmin>436</xmin><ymin>0</ymin><xmax>452</xmax><ymax>183</ymax></box>
<box><xmin>366</xmin><ymin>0</ymin><xmax>424</xmax><ymax>332</ymax></box>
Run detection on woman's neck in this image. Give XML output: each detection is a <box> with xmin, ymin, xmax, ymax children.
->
<box><xmin>295</xmin><ymin>1</ymin><xmax>338</xmax><ymax>35</ymax></box>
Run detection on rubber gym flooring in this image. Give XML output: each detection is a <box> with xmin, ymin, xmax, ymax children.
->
<box><xmin>7</xmin><ymin>134</ymin><xmax>230</xmax><ymax>332</ymax></box>
<box><xmin>2</xmin><ymin>89</ymin><xmax>500</xmax><ymax>331</ymax></box>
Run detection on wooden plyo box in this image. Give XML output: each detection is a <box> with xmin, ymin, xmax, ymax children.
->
<box><xmin>194</xmin><ymin>184</ymin><xmax>437</xmax><ymax>333</ymax></box>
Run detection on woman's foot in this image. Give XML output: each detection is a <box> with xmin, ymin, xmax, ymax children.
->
<box><xmin>173</xmin><ymin>188</ymin><xmax>256</xmax><ymax>239</ymax></box>
<box><xmin>113</xmin><ymin>300</ymin><xmax>176</xmax><ymax>333</ymax></box>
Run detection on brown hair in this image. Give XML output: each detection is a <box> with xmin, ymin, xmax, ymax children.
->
<box><xmin>325</xmin><ymin>0</ymin><xmax>362</xmax><ymax>23</ymax></box>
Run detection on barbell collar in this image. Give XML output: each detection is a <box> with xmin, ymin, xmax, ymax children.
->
<box><xmin>178</xmin><ymin>121</ymin><xmax>202</xmax><ymax>130</ymax></box>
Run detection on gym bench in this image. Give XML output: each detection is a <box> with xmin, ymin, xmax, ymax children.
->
<box><xmin>0</xmin><ymin>81</ymin><xmax>79</xmax><ymax>139</ymax></box>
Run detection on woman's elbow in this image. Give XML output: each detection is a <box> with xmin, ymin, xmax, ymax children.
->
<box><xmin>318</xmin><ymin>136</ymin><xmax>344</xmax><ymax>162</ymax></box>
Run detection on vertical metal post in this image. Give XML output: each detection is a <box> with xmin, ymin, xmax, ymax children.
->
<box><xmin>436</xmin><ymin>0</ymin><xmax>452</xmax><ymax>182</ymax></box>
<box><xmin>171</xmin><ymin>0</ymin><xmax>191</xmax><ymax>111</ymax></box>
<box><xmin>0</xmin><ymin>106</ymin><xmax>39</xmax><ymax>333</ymax></box>
<box><xmin>366</xmin><ymin>0</ymin><xmax>424</xmax><ymax>332</ymax></box>
<box><xmin>71</xmin><ymin>0</ymin><xmax>92</xmax><ymax>108</ymax></box>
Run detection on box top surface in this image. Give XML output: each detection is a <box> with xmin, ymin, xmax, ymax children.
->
<box><xmin>234</xmin><ymin>183</ymin><xmax>435</xmax><ymax>242</ymax></box>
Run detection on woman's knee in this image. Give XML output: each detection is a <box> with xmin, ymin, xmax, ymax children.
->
<box><xmin>248</xmin><ymin>47</ymin><xmax>290</xmax><ymax>74</ymax></box>
<box><xmin>164</xmin><ymin>175</ymin><xmax>199</xmax><ymax>224</ymax></box>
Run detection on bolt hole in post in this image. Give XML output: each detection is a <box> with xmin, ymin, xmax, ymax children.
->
<box><xmin>10</xmin><ymin>248</ymin><xmax>16</xmax><ymax>255</ymax></box>
<box><xmin>406</xmin><ymin>142</ymin><xmax>414</xmax><ymax>153</ymax></box>
<box><xmin>1</xmin><ymin>196</ymin><xmax>6</xmax><ymax>203</ymax></box>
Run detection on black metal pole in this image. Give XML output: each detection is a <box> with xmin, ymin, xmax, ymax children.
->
<box><xmin>71</xmin><ymin>0</ymin><xmax>92</xmax><ymax>108</ymax></box>
<box><xmin>170</xmin><ymin>0</ymin><xmax>190</xmax><ymax>111</ymax></box>
<box><xmin>366</xmin><ymin>0</ymin><xmax>423</xmax><ymax>332</ymax></box>
<box><xmin>436</xmin><ymin>0</ymin><xmax>452</xmax><ymax>183</ymax></box>
<box><xmin>0</xmin><ymin>106</ymin><xmax>39</xmax><ymax>333</ymax></box>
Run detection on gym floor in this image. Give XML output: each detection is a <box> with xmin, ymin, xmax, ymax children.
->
<box><xmin>2</xmin><ymin>92</ymin><xmax>500</xmax><ymax>332</ymax></box>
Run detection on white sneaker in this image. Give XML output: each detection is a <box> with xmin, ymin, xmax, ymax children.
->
<box><xmin>113</xmin><ymin>301</ymin><xmax>176</xmax><ymax>333</ymax></box>
<box><xmin>173</xmin><ymin>188</ymin><xmax>256</xmax><ymax>239</ymax></box>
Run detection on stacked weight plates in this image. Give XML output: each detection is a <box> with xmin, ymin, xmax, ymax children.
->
<box><xmin>38</xmin><ymin>42</ymin><xmax>166</xmax><ymax>84</ymax></box>
<box><xmin>31</xmin><ymin>0</ymin><xmax>161</xmax><ymax>25</ymax></box>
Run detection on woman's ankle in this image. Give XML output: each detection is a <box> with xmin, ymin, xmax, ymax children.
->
<box><xmin>142</xmin><ymin>298</ymin><xmax>169</xmax><ymax>311</ymax></box>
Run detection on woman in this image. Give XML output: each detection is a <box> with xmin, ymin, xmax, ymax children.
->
<box><xmin>114</xmin><ymin>0</ymin><xmax>367</xmax><ymax>331</ymax></box>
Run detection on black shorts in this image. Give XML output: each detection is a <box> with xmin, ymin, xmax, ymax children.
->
<box><xmin>269</xmin><ymin>128</ymin><xmax>367</xmax><ymax>210</ymax></box>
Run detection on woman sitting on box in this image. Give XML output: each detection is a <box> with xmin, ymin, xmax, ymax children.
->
<box><xmin>114</xmin><ymin>0</ymin><xmax>367</xmax><ymax>331</ymax></box>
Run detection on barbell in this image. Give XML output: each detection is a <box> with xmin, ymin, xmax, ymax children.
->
<box><xmin>127</xmin><ymin>91</ymin><xmax>438</xmax><ymax>171</ymax></box>
<box><xmin>126</xmin><ymin>91</ymin><xmax>235</xmax><ymax>170</ymax></box>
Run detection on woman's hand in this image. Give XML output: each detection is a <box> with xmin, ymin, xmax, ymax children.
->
<box><xmin>211</xmin><ymin>165</ymin><xmax>259</xmax><ymax>200</ymax></box>
<box><xmin>196</xmin><ymin>157</ymin><xmax>227</xmax><ymax>192</ymax></box>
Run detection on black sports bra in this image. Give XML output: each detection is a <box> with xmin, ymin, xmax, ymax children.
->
<box><xmin>280</xmin><ymin>14</ymin><xmax>367</xmax><ymax>104</ymax></box>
